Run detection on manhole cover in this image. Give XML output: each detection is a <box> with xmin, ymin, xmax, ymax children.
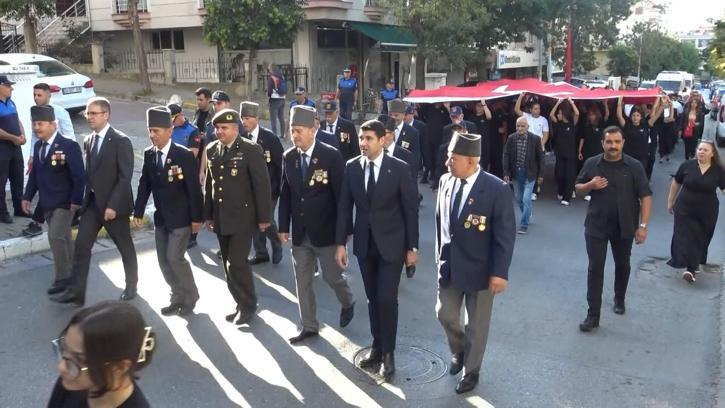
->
<box><xmin>352</xmin><ymin>344</ymin><xmax>447</xmax><ymax>385</ymax></box>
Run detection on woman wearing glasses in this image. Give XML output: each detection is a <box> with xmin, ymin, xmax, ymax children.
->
<box><xmin>48</xmin><ymin>301</ymin><xmax>156</xmax><ymax>407</ymax></box>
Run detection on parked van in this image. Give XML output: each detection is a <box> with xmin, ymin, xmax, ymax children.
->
<box><xmin>656</xmin><ymin>71</ymin><xmax>687</xmax><ymax>94</ymax></box>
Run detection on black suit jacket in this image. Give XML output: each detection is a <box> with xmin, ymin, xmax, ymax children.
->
<box><xmin>204</xmin><ymin>136</ymin><xmax>272</xmax><ymax>236</ymax></box>
<box><xmin>315</xmin><ymin>129</ymin><xmax>339</xmax><ymax>149</ymax></box>
<box><xmin>322</xmin><ymin>117</ymin><xmax>360</xmax><ymax>161</ymax></box>
<box><xmin>253</xmin><ymin>126</ymin><xmax>284</xmax><ymax>202</ymax></box>
<box><xmin>502</xmin><ymin>132</ymin><xmax>543</xmax><ymax>181</ymax></box>
<box><xmin>23</xmin><ymin>133</ymin><xmax>85</xmax><ymax>212</ymax></box>
<box><xmin>336</xmin><ymin>154</ymin><xmax>419</xmax><ymax>262</ymax></box>
<box><xmin>391</xmin><ymin>145</ymin><xmax>418</xmax><ymax>182</ymax></box>
<box><xmin>396</xmin><ymin>123</ymin><xmax>420</xmax><ymax>168</ymax></box>
<box><xmin>278</xmin><ymin>141</ymin><xmax>344</xmax><ymax>247</ymax></box>
<box><xmin>82</xmin><ymin>126</ymin><xmax>134</xmax><ymax>216</ymax></box>
<box><xmin>134</xmin><ymin>142</ymin><xmax>204</xmax><ymax>229</ymax></box>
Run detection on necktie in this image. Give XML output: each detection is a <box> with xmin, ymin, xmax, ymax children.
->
<box><xmin>328</xmin><ymin>124</ymin><xmax>334</xmax><ymax>133</ymax></box>
<box><xmin>300</xmin><ymin>152</ymin><xmax>308</xmax><ymax>182</ymax></box>
<box><xmin>223</xmin><ymin>145</ymin><xmax>230</xmax><ymax>158</ymax></box>
<box><xmin>40</xmin><ymin>142</ymin><xmax>48</xmax><ymax>163</ymax></box>
<box><xmin>93</xmin><ymin>134</ymin><xmax>101</xmax><ymax>155</ymax></box>
<box><xmin>156</xmin><ymin>150</ymin><xmax>164</xmax><ymax>172</ymax></box>
<box><xmin>450</xmin><ymin>179</ymin><xmax>467</xmax><ymax>228</ymax></box>
<box><xmin>385</xmin><ymin>148</ymin><xmax>391</xmax><ymax>156</ymax></box>
<box><xmin>366</xmin><ymin>161</ymin><xmax>376</xmax><ymax>202</ymax></box>
<box><xmin>395</xmin><ymin>128</ymin><xmax>400</xmax><ymax>143</ymax></box>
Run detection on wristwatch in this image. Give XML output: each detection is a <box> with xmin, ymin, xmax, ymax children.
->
<box><xmin>639</xmin><ymin>223</ymin><xmax>647</xmax><ymax>229</ymax></box>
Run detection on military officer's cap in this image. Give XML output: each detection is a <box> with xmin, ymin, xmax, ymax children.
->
<box><xmin>211</xmin><ymin>90</ymin><xmax>230</xmax><ymax>102</ymax></box>
<box><xmin>146</xmin><ymin>106</ymin><xmax>172</xmax><ymax>128</ymax></box>
<box><xmin>448</xmin><ymin>132</ymin><xmax>481</xmax><ymax>158</ymax></box>
<box><xmin>377</xmin><ymin>114</ymin><xmax>397</xmax><ymax>132</ymax></box>
<box><xmin>320</xmin><ymin>99</ymin><xmax>338</xmax><ymax>113</ymax></box>
<box><xmin>31</xmin><ymin>105</ymin><xmax>55</xmax><ymax>122</ymax></box>
<box><xmin>212</xmin><ymin>108</ymin><xmax>240</xmax><ymax>125</ymax></box>
<box><xmin>290</xmin><ymin>105</ymin><xmax>316</xmax><ymax>128</ymax></box>
<box><xmin>239</xmin><ymin>101</ymin><xmax>259</xmax><ymax>118</ymax></box>
<box><xmin>343</xmin><ymin>66</ymin><xmax>352</xmax><ymax>72</ymax></box>
<box><xmin>387</xmin><ymin>99</ymin><xmax>407</xmax><ymax>114</ymax></box>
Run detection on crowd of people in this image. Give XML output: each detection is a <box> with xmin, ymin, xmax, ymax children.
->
<box><xmin>0</xmin><ymin>68</ymin><xmax>723</xmax><ymax>406</ymax></box>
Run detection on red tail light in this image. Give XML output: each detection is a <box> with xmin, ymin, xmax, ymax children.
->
<box><xmin>83</xmin><ymin>80</ymin><xmax>93</xmax><ymax>88</ymax></box>
<box><xmin>49</xmin><ymin>85</ymin><xmax>61</xmax><ymax>93</ymax></box>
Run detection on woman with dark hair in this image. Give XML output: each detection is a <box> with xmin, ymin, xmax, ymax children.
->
<box><xmin>577</xmin><ymin>101</ymin><xmax>610</xmax><ymax>201</ymax></box>
<box><xmin>678</xmin><ymin>91</ymin><xmax>709</xmax><ymax>160</ymax></box>
<box><xmin>667</xmin><ymin>140</ymin><xmax>725</xmax><ymax>283</ymax></box>
<box><xmin>659</xmin><ymin>95</ymin><xmax>678</xmax><ymax>162</ymax></box>
<box><xmin>48</xmin><ymin>301</ymin><xmax>155</xmax><ymax>407</ymax></box>
<box><xmin>550</xmin><ymin>97</ymin><xmax>580</xmax><ymax>205</ymax></box>
<box><xmin>616</xmin><ymin>96</ymin><xmax>662</xmax><ymax>179</ymax></box>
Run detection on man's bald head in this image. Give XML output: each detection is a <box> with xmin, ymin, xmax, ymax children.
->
<box><xmin>515</xmin><ymin>116</ymin><xmax>529</xmax><ymax>135</ymax></box>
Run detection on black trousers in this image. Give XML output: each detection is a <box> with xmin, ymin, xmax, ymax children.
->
<box><xmin>218</xmin><ymin>231</ymin><xmax>257</xmax><ymax>311</ymax></box>
<box><xmin>555</xmin><ymin>155</ymin><xmax>578</xmax><ymax>200</ymax></box>
<box><xmin>0</xmin><ymin>147</ymin><xmax>24</xmax><ymax>215</ymax></box>
<box><xmin>659</xmin><ymin>123</ymin><xmax>676</xmax><ymax>157</ymax></box>
<box><xmin>585</xmin><ymin>233</ymin><xmax>633</xmax><ymax>317</ymax></box>
<box><xmin>646</xmin><ymin>142</ymin><xmax>657</xmax><ymax>180</ymax></box>
<box><xmin>683</xmin><ymin>137</ymin><xmax>697</xmax><ymax>160</ymax></box>
<box><xmin>339</xmin><ymin>98</ymin><xmax>353</xmax><ymax>120</ymax></box>
<box><xmin>71</xmin><ymin>196</ymin><xmax>138</xmax><ymax>302</ymax></box>
<box><xmin>252</xmin><ymin>198</ymin><xmax>281</xmax><ymax>256</ymax></box>
<box><xmin>358</xmin><ymin>234</ymin><xmax>403</xmax><ymax>353</ymax></box>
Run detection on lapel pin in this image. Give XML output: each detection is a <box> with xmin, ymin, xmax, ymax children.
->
<box><xmin>468</xmin><ymin>197</ymin><xmax>474</xmax><ymax>205</ymax></box>
<box><xmin>312</xmin><ymin>157</ymin><xmax>318</xmax><ymax>164</ymax></box>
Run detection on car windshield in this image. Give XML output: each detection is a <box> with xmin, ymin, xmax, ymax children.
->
<box><xmin>21</xmin><ymin>60</ymin><xmax>75</xmax><ymax>77</ymax></box>
<box><xmin>640</xmin><ymin>82</ymin><xmax>654</xmax><ymax>89</ymax></box>
<box><xmin>656</xmin><ymin>80</ymin><xmax>681</xmax><ymax>92</ymax></box>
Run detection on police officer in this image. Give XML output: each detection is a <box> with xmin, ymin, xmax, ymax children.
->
<box><xmin>335</xmin><ymin>66</ymin><xmax>357</xmax><ymax>120</ymax></box>
<box><xmin>380</xmin><ymin>80</ymin><xmax>398</xmax><ymax>115</ymax></box>
<box><xmin>22</xmin><ymin>105</ymin><xmax>85</xmax><ymax>297</ymax></box>
<box><xmin>0</xmin><ymin>75</ymin><xmax>26</xmax><ymax>224</ymax></box>
<box><xmin>320</xmin><ymin>99</ymin><xmax>360</xmax><ymax>161</ymax></box>
<box><xmin>239</xmin><ymin>101</ymin><xmax>284</xmax><ymax>265</ymax></box>
<box><xmin>279</xmin><ymin>105</ymin><xmax>355</xmax><ymax>345</ymax></box>
<box><xmin>204</xmin><ymin>109</ymin><xmax>272</xmax><ymax>325</ymax></box>
<box><xmin>289</xmin><ymin>86</ymin><xmax>316</xmax><ymax>110</ymax></box>
<box><xmin>133</xmin><ymin>106</ymin><xmax>203</xmax><ymax>316</ymax></box>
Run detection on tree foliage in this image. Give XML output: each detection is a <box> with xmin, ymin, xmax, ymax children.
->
<box><xmin>0</xmin><ymin>0</ymin><xmax>56</xmax><ymax>53</ymax></box>
<box><xmin>606</xmin><ymin>44</ymin><xmax>639</xmax><ymax>77</ymax></box>
<box><xmin>708</xmin><ymin>20</ymin><xmax>725</xmax><ymax>77</ymax></box>
<box><xmin>624</xmin><ymin>23</ymin><xmax>702</xmax><ymax>79</ymax></box>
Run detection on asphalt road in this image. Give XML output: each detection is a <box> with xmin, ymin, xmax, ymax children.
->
<box><xmin>0</xmin><ymin>98</ymin><xmax>723</xmax><ymax>407</ymax></box>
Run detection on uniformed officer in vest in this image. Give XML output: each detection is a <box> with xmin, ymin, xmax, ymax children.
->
<box><xmin>279</xmin><ymin>105</ymin><xmax>355</xmax><ymax>345</ymax></box>
<box><xmin>204</xmin><ymin>109</ymin><xmax>273</xmax><ymax>325</ymax></box>
<box><xmin>133</xmin><ymin>106</ymin><xmax>204</xmax><ymax>316</ymax></box>
<box><xmin>239</xmin><ymin>101</ymin><xmax>284</xmax><ymax>266</ymax></box>
<box><xmin>21</xmin><ymin>105</ymin><xmax>85</xmax><ymax>296</ymax></box>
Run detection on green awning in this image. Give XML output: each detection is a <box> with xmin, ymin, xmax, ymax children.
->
<box><xmin>349</xmin><ymin>22</ymin><xmax>416</xmax><ymax>52</ymax></box>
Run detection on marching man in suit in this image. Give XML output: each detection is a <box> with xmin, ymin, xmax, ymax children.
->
<box><xmin>22</xmin><ymin>105</ymin><xmax>85</xmax><ymax>297</ymax></box>
<box><xmin>320</xmin><ymin>99</ymin><xmax>360</xmax><ymax>161</ymax></box>
<box><xmin>435</xmin><ymin>132</ymin><xmax>516</xmax><ymax>394</ymax></box>
<box><xmin>51</xmin><ymin>97</ymin><xmax>138</xmax><ymax>306</ymax></box>
<box><xmin>335</xmin><ymin>119</ymin><xmax>419</xmax><ymax>382</ymax></box>
<box><xmin>204</xmin><ymin>109</ymin><xmax>272</xmax><ymax>325</ymax></box>
<box><xmin>387</xmin><ymin>99</ymin><xmax>421</xmax><ymax>169</ymax></box>
<box><xmin>278</xmin><ymin>105</ymin><xmax>355</xmax><ymax>345</ymax></box>
<box><xmin>240</xmin><ymin>101</ymin><xmax>284</xmax><ymax>266</ymax></box>
<box><xmin>133</xmin><ymin>106</ymin><xmax>204</xmax><ymax>316</ymax></box>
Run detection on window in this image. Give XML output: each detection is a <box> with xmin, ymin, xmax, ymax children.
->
<box><xmin>113</xmin><ymin>0</ymin><xmax>148</xmax><ymax>14</ymax></box>
<box><xmin>21</xmin><ymin>60</ymin><xmax>75</xmax><ymax>77</ymax></box>
<box><xmin>317</xmin><ymin>28</ymin><xmax>359</xmax><ymax>49</ymax></box>
<box><xmin>151</xmin><ymin>30</ymin><xmax>185</xmax><ymax>50</ymax></box>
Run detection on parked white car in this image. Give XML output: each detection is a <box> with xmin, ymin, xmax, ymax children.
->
<box><xmin>584</xmin><ymin>80</ymin><xmax>607</xmax><ymax>89</ymax></box>
<box><xmin>0</xmin><ymin>53</ymin><xmax>95</xmax><ymax>113</ymax></box>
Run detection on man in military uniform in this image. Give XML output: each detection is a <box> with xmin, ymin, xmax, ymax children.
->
<box><xmin>335</xmin><ymin>66</ymin><xmax>357</xmax><ymax>120</ymax></box>
<box><xmin>21</xmin><ymin>105</ymin><xmax>85</xmax><ymax>297</ymax></box>
<box><xmin>279</xmin><ymin>105</ymin><xmax>355</xmax><ymax>345</ymax></box>
<box><xmin>320</xmin><ymin>99</ymin><xmax>360</xmax><ymax>162</ymax></box>
<box><xmin>239</xmin><ymin>101</ymin><xmax>284</xmax><ymax>265</ymax></box>
<box><xmin>133</xmin><ymin>106</ymin><xmax>204</xmax><ymax>316</ymax></box>
<box><xmin>204</xmin><ymin>109</ymin><xmax>272</xmax><ymax>325</ymax></box>
<box><xmin>435</xmin><ymin>132</ymin><xmax>515</xmax><ymax>394</ymax></box>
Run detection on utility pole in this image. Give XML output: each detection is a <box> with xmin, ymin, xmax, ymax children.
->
<box><xmin>636</xmin><ymin>32</ymin><xmax>643</xmax><ymax>84</ymax></box>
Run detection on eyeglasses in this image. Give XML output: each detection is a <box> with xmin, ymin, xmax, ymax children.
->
<box><xmin>52</xmin><ymin>337</ymin><xmax>88</xmax><ymax>379</ymax></box>
<box><xmin>83</xmin><ymin>111</ymin><xmax>107</xmax><ymax>117</ymax></box>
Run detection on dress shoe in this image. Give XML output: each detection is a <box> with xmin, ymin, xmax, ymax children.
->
<box><xmin>186</xmin><ymin>239</ymin><xmax>198</xmax><ymax>249</ymax></box>
<box><xmin>406</xmin><ymin>265</ymin><xmax>416</xmax><ymax>278</ymax></box>
<box><xmin>449</xmin><ymin>352</ymin><xmax>464</xmax><ymax>375</ymax></box>
<box><xmin>177</xmin><ymin>304</ymin><xmax>194</xmax><ymax>316</ymax></box>
<box><xmin>0</xmin><ymin>213</ymin><xmax>12</xmax><ymax>224</ymax></box>
<box><xmin>23</xmin><ymin>221</ymin><xmax>43</xmax><ymax>237</ymax></box>
<box><xmin>119</xmin><ymin>287</ymin><xmax>137</xmax><ymax>301</ymax></box>
<box><xmin>161</xmin><ymin>303</ymin><xmax>182</xmax><ymax>316</ymax></box>
<box><xmin>46</xmin><ymin>283</ymin><xmax>66</xmax><ymax>295</ymax></box>
<box><xmin>340</xmin><ymin>303</ymin><xmax>355</xmax><ymax>327</ymax></box>
<box><xmin>358</xmin><ymin>348</ymin><xmax>382</xmax><ymax>369</ymax></box>
<box><xmin>50</xmin><ymin>289</ymin><xmax>84</xmax><ymax>307</ymax></box>
<box><xmin>272</xmin><ymin>247</ymin><xmax>283</xmax><ymax>265</ymax></box>
<box><xmin>248</xmin><ymin>254</ymin><xmax>270</xmax><ymax>265</ymax></box>
<box><xmin>579</xmin><ymin>315</ymin><xmax>600</xmax><ymax>332</ymax></box>
<box><xmin>455</xmin><ymin>372</ymin><xmax>479</xmax><ymax>394</ymax></box>
<box><xmin>288</xmin><ymin>329</ymin><xmax>319</xmax><ymax>344</ymax></box>
<box><xmin>613</xmin><ymin>298</ymin><xmax>625</xmax><ymax>315</ymax></box>
<box><xmin>225</xmin><ymin>309</ymin><xmax>239</xmax><ymax>322</ymax></box>
<box><xmin>235</xmin><ymin>306</ymin><xmax>257</xmax><ymax>325</ymax></box>
<box><xmin>381</xmin><ymin>353</ymin><xmax>395</xmax><ymax>382</ymax></box>
<box><xmin>216</xmin><ymin>249</ymin><xmax>223</xmax><ymax>259</ymax></box>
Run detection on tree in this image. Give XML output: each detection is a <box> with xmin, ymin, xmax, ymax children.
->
<box><xmin>606</xmin><ymin>44</ymin><xmax>639</xmax><ymax>77</ymax></box>
<box><xmin>203</xmin><ymin>0</ymin><xmax>304</xmax><ymax>96</ymax></box>
<box><xmin>128</xmin><ymin>0</ymin><xmax>151</xmax><ymax>93</ymax></box>
<box><xmin>624</xmin><ymin>23</ymin><xmax>702</xmax><ymax>79</ymax></box>
<box><xmin>0</xmin><ymin>0</ymin><xmax>55</xmax><ymax>53</ymax></box>
<box><xmin>708</xmin><ymin>20</ymin><xmax>725</xmax><ymax>77</ymax></box>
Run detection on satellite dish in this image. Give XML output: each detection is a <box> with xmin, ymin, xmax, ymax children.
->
<box><xmin>168</xmin><ymin>94</ymin><xmax>183</xmax><ymax>106</ymax></box>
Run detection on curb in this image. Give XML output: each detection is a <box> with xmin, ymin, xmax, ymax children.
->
<box><xmin>0</xmin><ymin>207</ymin><xmax>154</xmax><ymax>263</ymax></box>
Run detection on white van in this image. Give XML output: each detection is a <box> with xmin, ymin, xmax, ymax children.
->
<box><xmin>656</xmin><ymin>71</ymin><xmax>686</xmax><ymax>94</ymax></box>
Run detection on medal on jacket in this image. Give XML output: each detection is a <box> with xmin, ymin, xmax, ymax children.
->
<box><xmin>464</xmin><ymin>214</ymin><xmax>472</xmax><ymax>229</ymax></box>
<box><xmin>472</xmin><ymin>215</ymin><xmax>486</xmax><ymax>231</ymax></box>
<box><xmin>168</xmin><ymin>165</ymin><xmax>184</xmax><ymax>181</ymax></box>
<box><xmin>340</xmin><ymin>132</ymin><xmax>349</xmax><ymax>142</ymax></box>
<box><xmin>401</xmin><ymin>140</ymin><xmax>410</xmax><ymax>149</ymax></box>
<box><xmin>265</xmin><ymin>150</ymin><xmax>271</xmax><ymax>163</ymax></box>
<box><xmin>231</xmin><ymin>168</ymin><xmax>238</xmax><ymax>176</ymax></box>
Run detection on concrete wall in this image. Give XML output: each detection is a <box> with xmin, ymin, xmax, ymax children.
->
<box><xmin>89</xmin><ymin>0</ymin><xmax>206</xmax><ymax>32</ymax></box>
<box><xmin>101</xmin><ymin>28</ymin><xmax>217</xmax><ymax>61</ymax></box>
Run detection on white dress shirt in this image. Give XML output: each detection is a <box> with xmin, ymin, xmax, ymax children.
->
<box><xmin>155</xmin><ymin>139</ymin><xmax>172</xmax><ymax>166</ymax></box>
<box><xmin>394</xmin><ymin>121</ymin><xmax>404</xmax><ymax>143</ymax></box>
<box><xmin>327</xmin><ymin>119</ymin><xmax>338</xmax><ymax>134</ymax></box>
<box><xmin>40</xmin><ymin>132</ymin><xmax>58</xmax><ymax>160</ymax></box>
<box><xmin>299</xmin><ymin>140</ymin><xmax>316</xmax><ymax>166</ymax></box>
<box><xmin>450</xmin><ymin>167</ymin><xmax>481</xmax><ymax>218</ymax></box>
<box><xmin>91</xmin><ymin>123</ymin><xmax>111</xmax><ymax>154</ymax></box>
<box><xmin>249</xmin><ymin>125</ymin><xmax>260</xmax><ymax>143</ymax></box>
<box><xmin>385</xmin><ymin>142</ymin><xmax>396</xmax><ymax>157</ymax></box>
<box><xmin>361</xmin><ymin>151</ymin><xmax>384</xmax><ymax>190</ymax></box>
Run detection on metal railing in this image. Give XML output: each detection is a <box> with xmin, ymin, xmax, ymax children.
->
<box><xmin>106</xmin><ymin>50</ymin><xmax>164</xmax><ymax>73</ymax></box>
<box><xmin>257</xmin><ymin>65</ymin><xmax>309</xmax><ymax>94</ymax></box>
<box><xmin>175</xmin><ymin>58</ymin><xmax>220</xmax><ymax>82</ymax></box>
<box><xmin>37</xmin><ymin>0</ymin><xmax>90</xmax><ymax>47</ymax></box>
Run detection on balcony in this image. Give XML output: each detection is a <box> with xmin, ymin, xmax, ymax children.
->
<box><xmin>302</xmin><ymin>0</ymin><xmax>353</xmax><ymax>11</ymax></box>
<box><xmin>363</xmin><ymin>0</ymin><xmax>385</xmax><ymax>21</ymax></box>
<box><xmin>197</xmin><ymin>0</ymin><xmax>207</xmax><ymax>15</ymax></box>
<box><xmin>111</xmin><ymin>0</ymin><xmax>150</xmax><ymax>28</ymax></box>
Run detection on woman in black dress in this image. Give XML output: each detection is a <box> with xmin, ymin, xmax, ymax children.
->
<box><xmin>549</xmin><ymin>97</ymin><xmax>580</xmax><ymax>205</ymax></box>
<box><xmin>667</xmin><ymin>141</ymin><xmax>725</xmax><ymax>283</ymax></box>
<box><xmin>678</xmin><ymin>91</ymin><xmax>709</xmax><ymax>160</ymax></box>
<box><xmin>48</xmin><ymin>301</ymin><xmax>155</xmax><ymax>408</ymax></box>
<box><xmin>616</xmin><ymin>96</ymin><xmax>662</xmax><ymax>179</ymax></box>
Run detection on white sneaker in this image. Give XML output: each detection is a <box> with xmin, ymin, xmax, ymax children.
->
<box><xmin>557</xmin><ymin>194</ymin><xmax>563</xmax><ymax>200</ymax></box>
<box><xmin>572</xmin><ymin>192</ymin><xmax>577</xmax><ymax>199</ymax></box>
<box><xmin>584</xmin><ymin>195</ymin><xmax>591</xmax><ymax>201</ymax></box>
<box><xmin>532</xmin><ymin>193</ymin><xmax>538</xmax><ymax>201</ymax></box>
<box><xmin>560</xmin><ymin>200</ymin><xmax>570</xmax><ymax>206</ymax></box>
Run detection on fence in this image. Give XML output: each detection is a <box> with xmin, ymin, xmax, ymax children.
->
<box><xmin>105</xmin><ymin>49</ymin><xmax>164</xmax><ymax>73</ymax></box>
<box><xmin>175</xmin><ymin>57</ymin><xmax>220</xmax><ymax>83</ymax></box>
<box><xmin>257</xmin><ymin>65</ymin><xmax>309</xmax><ymax>94</ymax></box>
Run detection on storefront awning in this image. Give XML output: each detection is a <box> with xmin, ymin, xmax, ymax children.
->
<box><xmin>349</xmin><ymin>22</ymin><xmax>416</xmax><ymax>52</ymax></box>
